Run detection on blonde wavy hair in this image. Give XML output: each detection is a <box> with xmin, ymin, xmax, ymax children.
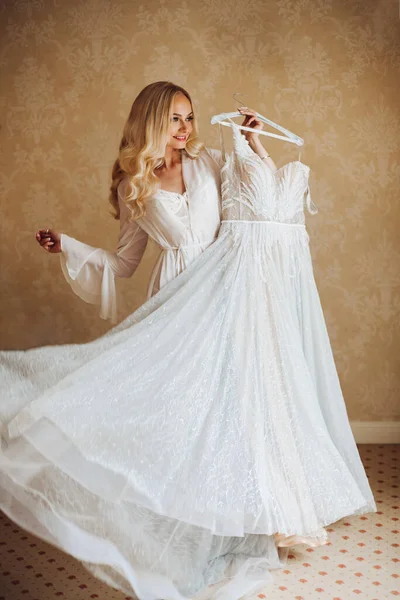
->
<box><xmin>109</xmin><ymin>81</ymin><xmax>204</xmax><ymax>220</ymax></box>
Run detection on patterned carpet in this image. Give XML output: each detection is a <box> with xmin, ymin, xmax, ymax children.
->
<box><xmin>0</xmin><ymin>444</ymin><xmax>398</xmax><ymax>600</ymax></box>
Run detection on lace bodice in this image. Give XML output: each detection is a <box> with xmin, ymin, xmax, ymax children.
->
<box><xmin>221</xmin><ymin>124</ymin><xmax>317</xmax><ymax>225</ymax></box>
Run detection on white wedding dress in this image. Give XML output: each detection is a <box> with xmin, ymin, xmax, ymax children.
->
<box><xmin>0</xmin><ymin>124</ymin><xmax>376</xmax><ymax>600</ymax></box>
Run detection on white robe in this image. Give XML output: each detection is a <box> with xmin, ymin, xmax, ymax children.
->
<box><xmin>60</xmin><ymin>148</ymin><xmax>222</xmax><ymax>322</ymax></box>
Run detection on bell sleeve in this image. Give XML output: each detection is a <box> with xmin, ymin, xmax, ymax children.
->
<box><xmin>59</xmin><ymin>182</ymin><xmax>148</xmax><ymax>323</ymax></box>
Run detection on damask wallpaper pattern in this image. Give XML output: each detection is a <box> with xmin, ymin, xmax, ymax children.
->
<box><xmin>0</xmin><ymin>0</ymin><xmax>399</xmax><ymax>421</ymax></box>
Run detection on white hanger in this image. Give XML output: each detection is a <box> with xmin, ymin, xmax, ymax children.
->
<box><xmin>211</xmin><ymin>92</ymin><xmax>304</xmax><ymax>147</ymax></box>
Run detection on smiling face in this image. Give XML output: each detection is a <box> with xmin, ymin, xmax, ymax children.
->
<box><xmin>167</xmin><ymin>92</ymin><xmax>194</xmax><ymax>150</ymax></box>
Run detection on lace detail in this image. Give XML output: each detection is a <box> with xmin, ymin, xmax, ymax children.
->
<box><xmin>154</xmin><ymin>189</ymin><xmax>189</xmax><ymax>213</ymax></box>
<box><xmin>156</xmin><ymin>188</ymin><xmax>188</xmax><ymax>199</ymax></box>
<box><xmin>221</xmin><ymin>126</ymin><xmax>275</xmax><ymax>221</ymax></box>
<box><xmin>221</xmin><ymin>124</ymin><xmax>315</xmax><ymax>225</ymax></box>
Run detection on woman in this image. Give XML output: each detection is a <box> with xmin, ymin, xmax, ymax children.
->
<box><xmin>0</xmin><ymin>86</ymin><xmax>375</xmax><ymax>600</ymax></box>
<box><xmin>36</xmin><ymin>81</ymin><xmax>273</xmax><ymax>322</ymax></box>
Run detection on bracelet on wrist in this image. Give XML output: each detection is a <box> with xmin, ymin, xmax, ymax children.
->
<box><xmin>260</xmin><ymin>153</ymin><xmax>270</xmax><ymax>161</ymax></box>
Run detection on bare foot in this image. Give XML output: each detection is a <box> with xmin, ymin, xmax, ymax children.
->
<box><xmin>274</xmin><ymin>529</ymin><xmax>329</xmax><ymax>548</ymax></box>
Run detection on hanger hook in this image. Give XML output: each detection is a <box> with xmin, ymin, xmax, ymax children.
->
<box><xmin>232</xmin><ymin>92</ymin><xmax>248</xmax><ymax>108</ymax></box>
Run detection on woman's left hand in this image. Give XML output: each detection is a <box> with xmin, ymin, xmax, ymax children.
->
<box><xmin>238</xmin><ymin>107</ymin><xmax>264</xmax><ymax>144</ymax></box>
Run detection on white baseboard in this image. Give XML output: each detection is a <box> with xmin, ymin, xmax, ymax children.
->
<box><xmin>350</xmin><ymin>421</ymin><xmax>400</xmax><ymax>444</ymax></box>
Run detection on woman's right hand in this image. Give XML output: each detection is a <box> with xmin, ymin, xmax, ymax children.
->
<box><xmin>36</xmin><ymin>228</ymin><xmax>62</xmax><ymax>253</ymax></box>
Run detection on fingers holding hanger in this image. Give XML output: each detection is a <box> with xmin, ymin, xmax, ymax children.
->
<box><xmin>238</xmin><ymin>107</ymin><xmax>264</xmax><ymax>129</ymax></box>
<box><xmin>238</xmin><ymin>107</ymin><xmax>264</xmax><ymax>141</ymax></box>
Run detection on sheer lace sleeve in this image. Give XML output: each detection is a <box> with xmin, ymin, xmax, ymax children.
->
<box><xmin>59</xmin><ymin>181</ymin><xmax>148</xmax><ymax>323</ymax></box>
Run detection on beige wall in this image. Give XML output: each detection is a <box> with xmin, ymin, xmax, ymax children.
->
<box><xmin>0</xmin><ymin>0</ymin><xmax>399</xmax><ymax>421</ymax></box>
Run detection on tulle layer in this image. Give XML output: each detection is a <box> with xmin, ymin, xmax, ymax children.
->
<box><xmin>0</xmin><ymin>222</ymin><xmax>375</xmax><ymax>599</ymax></box>
<box><xmin>1</xmin><ymin>447</ymin><xmax>284</xmax><ymax>600</ymax></box>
